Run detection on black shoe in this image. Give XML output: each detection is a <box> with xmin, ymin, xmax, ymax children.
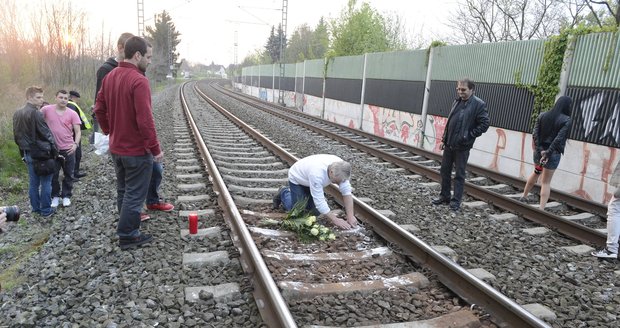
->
<box><xmin>41</xmin><ymin>209</ymin><xmax>56</xmax><ymax>218</ymax></box>
<box><xmin>75</xmin><ymin>172</ymin><xmax>87</xmax><ymax>178</ymax></box>
<box><xmin>431</xmin><ymin>196</ymin><xmax>450</xmax><ymax>205</ymax></box>
<box><xmin>449</xmin><ymin>202</ymin><xmax>460</xmax><ymax>211</ymax></box>
<box><xmin>119</xmin><ymin>233</ymin><xmax>153</xmax><ymax>250</ymax></box>
<box><xmin>272</xmin><ymin>186</ymin><xmax>286</xmax><ymax>209</ymax></box>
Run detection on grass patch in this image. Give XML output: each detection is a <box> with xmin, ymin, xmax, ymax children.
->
<box><xmin>0</xmin><ymin>231</ymin><xmax>50</xmax><ymax>291</ymax></box>
<box><xmin>0</xmin><ymin>120</ymin><xmax>27</xmax><ymax>198</ymax></box>
<box><xmin>0</xmin><ymin>244</ymin><xmax>19</xmax><ymax>255</ymax></box>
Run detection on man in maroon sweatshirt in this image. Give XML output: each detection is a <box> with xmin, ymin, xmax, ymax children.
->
<box><xmin>95</xmin><ymin>36</ymin><xmax>162</xmax><ymax>250</ymax></box>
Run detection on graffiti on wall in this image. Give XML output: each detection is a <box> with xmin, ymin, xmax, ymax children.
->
<box><xmin>489</xmin><ymin>129</ymin><xmax>507</xmax><ymax>171</ymax></box>
<box><xmin>367</xmin><ymin>105</ymin><xmax>446</xmax><ymax>150</ymax></box>
<box><xmin>368</xmin><ymin>105</ymin><xmax>423</xmax><ymax>145</ymax></box>
<box><xmin>431</xmin><ymin>116</ymin><xmax>447</xmax><ymax>153</ymax></box>
<box><xmin>259</xmin><ymin>89</ymin><xmax>268</xmax><ymax>101</ymax></box>
<box><xmin>571</xmin><ymin>89</ymin><xmax>620</xmax><ymax>147</ymax></box>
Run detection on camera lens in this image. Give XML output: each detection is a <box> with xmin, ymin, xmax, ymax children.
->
<box><xmin>4</xmin><ymin>206</ymin><xmax>20</xmax><ymax>222</ymax></box>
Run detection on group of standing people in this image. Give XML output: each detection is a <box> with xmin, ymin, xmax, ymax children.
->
<box><xmin>427</xmin><ymin>80</ymin><xmax>618</xmax><ymax>260</ymax></box>
<box><xmin>13</xmin><ymin>87</ymin><xmax>87</xmax><ymax>217</ymax></box>
<box><xmin>13</xmin><ymin>33</ymin><xmax>172</xmax><ymax>251</ymax></box>
<box><xmin>430</xmin><ymin>79</ymin><xmax>575</xmax><ymax>213</ymax></box>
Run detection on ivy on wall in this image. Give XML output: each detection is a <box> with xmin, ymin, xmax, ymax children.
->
<box><xmin>518</xmin><ymin>25</ymin><xmax>618</xmax><ymax>127</ymax></box>
<box><xmin>426</xmin><ymin>40</ymin><xmax>447</xmax><ymax>66</ymax></box>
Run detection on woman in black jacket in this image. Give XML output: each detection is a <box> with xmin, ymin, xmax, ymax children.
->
<box><xmin>521</xmin><ymin>96</ymin><xmax>572</xmax><ymax>210</ymax></box>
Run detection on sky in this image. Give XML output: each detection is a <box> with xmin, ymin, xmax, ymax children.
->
<box><xmin>73</xmin><ymin>0</ymin><xmax>458</xmax><ymax>66</ymax></box>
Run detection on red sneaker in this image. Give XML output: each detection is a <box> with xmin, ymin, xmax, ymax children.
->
<box><xmin>140</xmin><ymin>213</ymin><xmax>151</xmax><ymax>221</ymax></box>
<box><xmin>146</xmin><ymin>202</ymin><xmax>174</xmax><ymax>212</ymax></box>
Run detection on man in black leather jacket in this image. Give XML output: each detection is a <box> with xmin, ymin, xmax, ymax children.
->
<box><xmin>432</xmin><ymin>78</ymin><xmax>490</xmax><ymax>211</ymax></box>
<box><xmin>13</xmin><ymin>86</ymin><xmax>59</xmax><ymax>218</ymax></box>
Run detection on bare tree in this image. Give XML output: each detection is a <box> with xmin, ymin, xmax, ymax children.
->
<box><xmin>448</xmin><ymin>0</ymin><xmax>567</xmax><ymax>43</ymax></box>
<box><xmin>587</xmin><ymin>0</ymin><xmax>620</xmax><ymax>26</ymax></box>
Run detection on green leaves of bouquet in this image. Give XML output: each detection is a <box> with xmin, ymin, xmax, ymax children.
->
<box><xmin>280</xmin><ymin>198</ymin><xmax>336</xmax><ymax>243</ymax></box>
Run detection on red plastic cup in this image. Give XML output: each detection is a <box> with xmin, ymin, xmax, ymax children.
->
<box><xmin>189</xmin><ymin>212</ymin><xmax>198</xmax><ymax>234</ymax></box>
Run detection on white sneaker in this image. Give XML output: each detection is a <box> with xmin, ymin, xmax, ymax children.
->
<box><xmin>62</xmin><ymin>197</ymin><xmax>71</xmax><ymax>207</ymax></box>
<box><xmin>591</xmin><ymin>248</ymin><xmax>618</xmax><ymax>259</ymax></box>
<box><xmin>51</xmin><ymin>197</ymin><xmax>60</xmax><ymax>208</ymax></box>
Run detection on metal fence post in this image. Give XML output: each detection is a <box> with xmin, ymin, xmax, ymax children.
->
<box><xmin>359</xmin><ymin>53</ymin><xmax>368</xmax><ymax>131</ymax></box>
<box><xmin>419</xmin><ymin>47</ymin><xmax>435</xmax><ymax>149</ymax></box>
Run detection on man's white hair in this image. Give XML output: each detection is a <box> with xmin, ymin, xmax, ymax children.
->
<box><xmin>329</xmin><ymin>161</ymin><xmax>351</xmax><ymax>181</ymax></box>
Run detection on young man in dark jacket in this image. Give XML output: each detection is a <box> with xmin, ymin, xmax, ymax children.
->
<box><xmin>91</xmin><ymin>32</ymin><xmax>134</xmax><ymax>145</ymax></box>
<box><xmin>432</xmin><ymin>78</ymin><xmax>490</xmax><ymax>211</ymax></box>
<box><xmin>13</xmin><ymin>86</ymin><xmax>59</xmax><ymax>218</ymax></box>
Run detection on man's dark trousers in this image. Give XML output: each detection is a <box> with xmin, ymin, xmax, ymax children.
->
<box><xmin>52</xmin><ymin>150</ymin><xmax>76</xmax><ymax>198</ymax></box>
<box><xmin>439</xmin><ymin>147</ymin><xmax>471</xmax><ymax>205</ymax></box>
<box><xmin>111</xmin><ymin>153</ymin><xmax>153</xmax><ymax>238</ymax></box>
<box><xmin>74</xmin><ymin>139</ymin><xmax>83</xmax><ymax>176</ymax></box>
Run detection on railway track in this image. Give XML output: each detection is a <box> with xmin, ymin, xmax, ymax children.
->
<box><xmin>177</xmin><ymin>81</ymin><xmax>557</xmax><ymax>327</ymax></box>
<box><xmin>209</xmin><ymin>81</ymin><xmax>608</xmax><ymax>246</ymax></box>
<box><xmin>185</xmin><ymin>80</ymin><xmax>618</xmax><ymax>327</ymax></box>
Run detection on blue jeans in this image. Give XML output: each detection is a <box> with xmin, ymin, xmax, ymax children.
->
<box><xmin>281</xmin><ymin>182</ymin><xmax>319</xmax><ymax>215</ymax></box>
<box><xmin>111</xmin><ymin>153</ymin><xmax>153</xmax><ymax>238</ymax></box>
<box><xmin>52</xmin><ymin>149</ymin><xmax>76</xmax><ymax>198</ymax></box>
<box><xmin>146</xmin><ymin>162</ymin><xmax>163</xmax><ymax>205</ymax></box>
<box><xmin>24</xmin><ymin>152</ymin><xmax>53</xmax><ymax>216</ymax></box>
<box><xmin>439</xmin><ymin>147</ymin><xmax>471</xmax><ymax>205</ymax></box>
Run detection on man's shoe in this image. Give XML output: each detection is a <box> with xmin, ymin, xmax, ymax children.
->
<box><xmin>591</xmin><ymin>248</ymin><xmax>618</xmax><ymax>259</ymax></box>
<box><xmin>431</xmin><ymin>196</ymin><xmax>450</xmax><ymax>205</ymax></box>
<box><xmin>51</xmin><ymin>197</ymin><xmax>60</xmax><ymax>208</ymax></box>
<box><xmin>140</xmin><ymin>212</ymin><xmax>151</xmax><ymax>221</ymax></box>
<box><xmin>449</xmin><ymin>201</ymin><xmax>460</xmax><ymax>211</ymax></box>
<box><xmin>119</xmin><ymin>233</ymin><xmax>153</xmax><ymax>250</ymax></box>
<box><xmin>273</xmin><ymin>186</ymin><xmax>286</xmax><ymax>209</ymax></box>
<box><xmin>62</xmin><ymin>197</ymin><xmax>71</xmax><ymax>207</ymax></box>
<box><xmin>41</xmin><ymin>209</ymin><xmax>56</xmax><ymax>218</ymax></box>
<box><xmin>75</xmin><ymin>172</ymin><xmax>87</xmax><ymax>178</ymax></box>
<box><xmin>146</xmin><ymin>202</ymin><xmax>174</xmax><ymax>212</ymax></box>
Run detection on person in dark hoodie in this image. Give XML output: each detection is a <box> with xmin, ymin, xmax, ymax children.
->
<box><xmin>92</xmin><ymin>32</ymin><xmax>134</xmax><ymax>144</ymax></box>
<box><xmin>521</xmin><ymin>96</ymin><xmax>572</xmax><ymax>210</ymax></box>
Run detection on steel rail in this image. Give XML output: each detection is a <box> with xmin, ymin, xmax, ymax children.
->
<box><xmin>213</xmin><ymin>84</ymin><xmax>606</xmax><ymax>245</ymax></box>
<box><xmin>180</xmin><ymin>82</ymin><xmax>297</xmax><ymax>328</ymax></box>
<box><xmin>217</xmin><ymin>83</ymin><xmax>607</xmax><ymax>218</ymax></box>
<box><xmin>197</xmin><ymin>83</ymin><xmax>552</xmax><ymax>328</ymax></box>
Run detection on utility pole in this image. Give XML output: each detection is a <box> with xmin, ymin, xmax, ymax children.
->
<box><xmin>234</xmin><ymin>30</ymin><xmax>238</xmax><ymax>65</ymax></box>
<box><xmin>137</xmin><ymin>0</ymin><xmax>145</xmax><ymax>36</ymax></box>
<box><xmin>226</xmin><ymin>18</ymin><xmax>270</xmax><ymax>65</ymax></box>
<box><xmin>168</xmin><ymin>22</ymin><xmax>173</xmax><ymax>76</ymax></box>
<box><xmin>278</xmin><ymin>0</ymin><xmax>288</xmax><ymax>105</ymax></box>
